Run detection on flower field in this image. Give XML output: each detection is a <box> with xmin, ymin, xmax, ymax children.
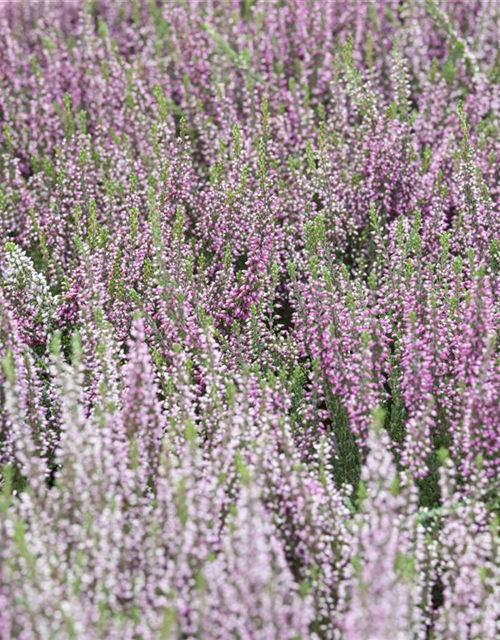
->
<box><xmin>1</xmin><ymin>1</ymin><xmax>500</xmax><ymax>638</ymax></box>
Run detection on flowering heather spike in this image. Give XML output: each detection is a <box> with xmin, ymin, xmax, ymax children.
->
<box><xmin>2</xmin><ymin>1</ymin><xmax>500</xmax><ymax>637</ymax></box>
<box><xmin>121</xmin><ymin>316</ymin><xmax>165</xmax><ymax>487</ymax></box>
<box><xmin>342</xmin><ymin>411</ymin><xmax>417</xmax><ymax>640</ymax></box>
<box><xmin>1</xmin><ymin>348</ymin><xmax>47</xmax><ymax>494</ymax></box>
<box><xmin>203</xmin><ymin>483</ymin><xmax>315</xmax><ymax>640</ymax></box>
<box><xmin>434</xmin><ymin>455</ymin><xmax>500</xmax><ymax>640</ymax></box>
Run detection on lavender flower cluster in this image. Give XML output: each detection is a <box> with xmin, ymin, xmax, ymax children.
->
<box><xmin>1</xmin><ymin>1</ymin><xmax>500</xmax><ymax>638</ymax></box>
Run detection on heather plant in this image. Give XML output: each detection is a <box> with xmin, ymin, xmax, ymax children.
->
<box><xmin>2</xmin><ymin>0</ymin><xmax>500</xmax><ymax>638</ymax></box>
